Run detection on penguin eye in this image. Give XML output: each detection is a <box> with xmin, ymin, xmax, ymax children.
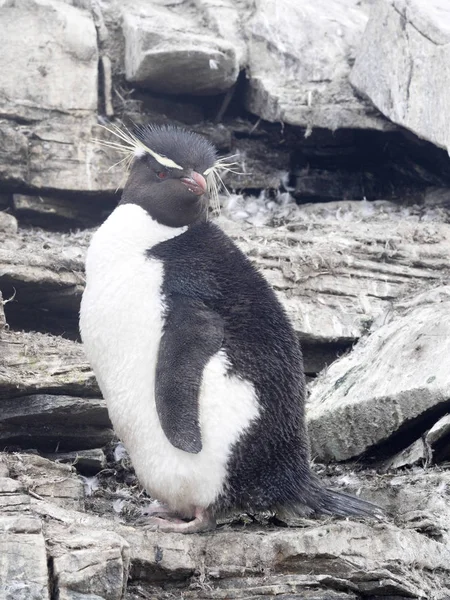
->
<box><xmin>157</xmin><ymin>171</ymin><xmax>168</xmax><ymax>179</ymax></box>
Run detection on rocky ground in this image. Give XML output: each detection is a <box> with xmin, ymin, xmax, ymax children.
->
<box><xmin>2</xmin><ymin>0</ymin><xmax>450</xmax><ymax>598</ymax></box>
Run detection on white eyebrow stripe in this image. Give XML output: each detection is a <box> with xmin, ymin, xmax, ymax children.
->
<box><xmin>133</xmin><ymin>145</ymin><xmax>183</xmax><ymax>170</ymax></box>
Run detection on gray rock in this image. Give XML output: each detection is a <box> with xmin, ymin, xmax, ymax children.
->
<box><xmin>38</xmin><ymin>501</ymin><xmax>450</xmax><ymax>598</ymax></box>
<box><xmin>50</xmin><ymin>528</ymin><xmax>130</xmax><ymax>600</ymax></box>
<box><xmin>245</xmin><ymin>0</ymin><xmax>392</xmax><ymax>131</ymax></box>
<box><xmin>426</xmin><ymin>413</ymin><xmax>450</xmax><ymax>462</ymax></box>
<box><xmin>327</xmin><ymin>467</ymin><xmax>450</xmax><ymax>546</ymax></box>
<box><xmin>12</xmin><ymin>194</ymin><xmax>110</xmax><ymax>230</ymax></box>
<box><xmin>307</xmin><ymin>286</ymin><xmax>450</xmax><ymax>461</ymax></box>
<box><xmin>427</xmin><ymin>413</ymin><xmax>450</xmax><ymax>446</ymax></box>
<box><xmin>0</xmin><ymin>0</ymin><xmax>98</xmax><ymax>122</ymax></box>
<box><xmin>0</xmin><ymin>291</ymin><xmax>5</xmax><ymax>332</ymax></box>
<box><xmin>123</xmin><ymin>9</ymin><xmax>238</xmax><ymax>95</ymax></box>
<box><xmin>0</xmin><ymin>211</ymin><xmax>18</xmax><ymax>235</ymax></box>
<box><xmin>2</xmin><ymin>451</ymin><xmax>449</xmax><ymax>598</ymax></box>
<box><xmin>0</xmin><ymin>226</ymin><xmax>87</xmax><ymax>315</ymax></box>
<box><xmin>0</xmin><ymin>118</ymin><xmax>124</xmax><ymax>193</ymax></box>
<box><xmin>0</xmin><ymin>515</ymin><xmax>49</xmax><ymax>600</ymax></box>
<box><xmin>381</xmin><ymin>438</ymin><xmax>427</xmax><ymax>471</ymax></box>
<box><xmin>7</xmin><ymin>454</ymin><xmax>85</xmax><ymax>511</ymax></box>
<box><xmin>45</xmin><ymin>449</ymin><xmax>108</xmax><ymax>476</ymax></box>
<box><xmin>0</xmin><ymin>329</ymin><xmax>98</xmax><ymax>399</ymax></box>
<box><xmin>383</xmin><ymin>413</ymin><xmax>450</xmax><ymax>470</ymax></box>
<box><xmin>350</xmin><ymin>0</ymin><xmax>450</xmax><ymax>151</ymax></box>
<box><xmin>4</xmin><ymin>203</ymin><xmax>450</xmax><ymax>348</ymax></box>
<box><xmin>0</xmin><ymin>394</ymin><xmax>112</xmax><ymax>452</ymax></box>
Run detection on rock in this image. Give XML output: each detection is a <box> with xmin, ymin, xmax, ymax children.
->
<box><xmin>307</xmin><ymin>286</ymin><xmax>450</xmax><ymax>462</ymax></box>
<box><xmin>326</xmin><ymin>467</ymin><xmax>450</xmax><ymax>546</ymax></box>
<box><xmin>0</xmin><ymin>117</ymin><xmax>124</xmax><ymax>193</ymax></box>
<box><xmin>0</xmin><ymin>291</ymin><xmax>5</xmax><ymax>332</ymax></box>
<box><xmin>0</xmin><ymin>211</ymin><xmax>18</xmax><ymax>234</ymax></box>
<box><xmin>224</xmin><ymin>135</ymin><xmax>291</xmax><ymax>191</ymax></box>
<box><xmin>35</xmin><ymin>500</ymin><xmax>450</xmax><ymax>598</ymax></box>
<box><xmin>0</xmin><ymin>0</ymin><xmax>98</xmax><ymax>122</ymax></box>
<box><xmin>50</xmin><ymin>527</ymin><xmax>130</xmax><ymax>600</ymax></box>
<box><xmin>426</xmin><ymin>413</ymin><xmax>450</xmax><ymax>462</ymax></box>
<box><xmin>225</xmin><ymin>209</ymin><xmax>450</xmax><ymax>342</ymax></box>
<box><xmin>0</xmin><ymin>226</ymin><xmax>87</xmax><ymax>317</ymax></box>
<box><xmin>0</xmin><ymin>394</ymin><xmax>112</xmax><ymax>452</ymax></box>
<box><xmin>44</xmin><ymin>449</ymin><xmax>108</xmax><ymax>475</ymax></box>
<box><xmin>0</xmin><ymin>329</ymin><xmax>98</xmax><ymax>399</ymax></box>
<box><xmin>7</xmin><ymin>454</ymin><xmax>85</xmax><ymax>511</ymax></box>
<box><xmin>123</xmin><ymin>9</ymin><xmax>238</xmax><ymax>95</ymax></box>
<box><xmin>12</xmin><ymin>194</ymin><xmax>111</xmax><ymax>230</ymax></box>
<box><xmin>4</xmin><ymin>202</ymin><xmax>450</xmax><ymax>348</ymax></box>
<box><xmin>245</xmin><ymin>0</ymin><xmax>392</xmax><ymax>131</ymax></box>
<box><xmin>381</xmin><ymin>438</ymin><xmax>427</xmax><ymax>471</ymax></box>
<box><xmin>0</xmin><ymin>514</ymin><xmax>49</xmax><ymax>600</ymax></box>
<box><xmin>350</xmin><ymin>0</ymin><xmax>450</xmax><ymax>152</ymax></box>
<box><xmin>0</xmin><ymin>475</ymin><xmax>31</xmax><ymax>511</ymax></box>
<box><xmin>383</xmin><ymin>413</ymin><xmax>450</xmax><ymax>469</ymax></box>
<box><xmin>2</xmin><ymin>451</ymin><xmax>450</xmax><ymax>597</ymax></box>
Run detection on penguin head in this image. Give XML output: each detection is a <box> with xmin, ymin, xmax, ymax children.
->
<box><xmin>108</xmin><ymin>124</ymin><xmax>218</xmax><ymax>227</ymax></box>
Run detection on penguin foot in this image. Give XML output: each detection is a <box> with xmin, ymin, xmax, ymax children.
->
<box><xmin>141</xmin><ymin>501</ymin><xmax>180</xmax><ymax>520</ymax></box>
<box><xmin>142</xmin><ymin>508</ymin><xmax>216</xmax><ymax>534</ymax></box>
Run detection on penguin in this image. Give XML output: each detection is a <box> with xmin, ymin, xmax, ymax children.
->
<box><xmin>80</xmin><ymin>123</ymin><xmax>380</xmax><ymax>533</ymax></box>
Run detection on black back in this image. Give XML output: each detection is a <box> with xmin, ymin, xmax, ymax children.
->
<box><xmin>149</xmin><ymin>222</ymin><xmax>316</xmax><ymax>514</ymax></box>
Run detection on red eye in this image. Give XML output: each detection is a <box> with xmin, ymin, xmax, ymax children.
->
<box><xmin>157</xmin><ymin>171</ymin><xmax>168</xmax><ymax>179</ymax></box>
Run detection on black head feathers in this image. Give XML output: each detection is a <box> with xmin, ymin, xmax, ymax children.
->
<box><xmin>133</xmin><ymin>124</ymin><xmax>217</xmax><ymax>176</ymax></box>
<box><xmin>95</xmin><ymin>121</ymin><xmax>240</xmax><ymax>213</ymax></box>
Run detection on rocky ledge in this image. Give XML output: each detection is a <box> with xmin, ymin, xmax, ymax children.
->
<box><xmin>2</xmin><ymin>0</ymin><xmax>450</xmax><ymax>598</ymax></box>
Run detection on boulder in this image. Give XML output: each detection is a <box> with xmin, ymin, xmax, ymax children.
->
<box><xmin>350</xmin><ymin>0</ymin><xmax>450</xmax><ymax>151</ymax></box>
<box><xmin>0</xmin><ymin>0</ymin><xmax>98</xmax><ymax>122</ymax></box>
<box><xmin>307</xmin><ymin>286</ymin><xmax>450</xmax><ymax>462</ymax></box>
<box><xmin>0</xmin><ymin>211</ymin><xmax>18</xmax><ymax>235</ymax></box>
<box><xmin>245</xmin><ymin>0</ymin><xmax>392</xmax><ymax>130</ymax></box>
<box><xmin>123</xmin><ymin>9</ymin><xmax>239</xmax><ymax>95</ymax></box>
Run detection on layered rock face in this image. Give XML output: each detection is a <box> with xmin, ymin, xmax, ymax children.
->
<box><xmin>2</xmin><ymin>0</ymin><xmax>450</xmax><ymax>599</ymax></box>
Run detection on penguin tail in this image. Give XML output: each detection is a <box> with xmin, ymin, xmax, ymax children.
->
<box><xmin>315</xmin><ymin>486</ymin><xmax>384</xmax><ymax>519</ymax></box>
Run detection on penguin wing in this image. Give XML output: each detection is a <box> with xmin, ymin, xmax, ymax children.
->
<box><xmin>155</xmin><ymin>293</ymin><xmax>224</xmax><ymax>454</ymax></box>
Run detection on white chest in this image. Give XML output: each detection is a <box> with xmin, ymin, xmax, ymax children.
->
<box><xmin>80</xmin><ymin>204</ymin><xmax>259</xmax><ymax>515</ymax></box>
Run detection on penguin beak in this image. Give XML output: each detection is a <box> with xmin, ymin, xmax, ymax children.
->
<box><xmin>180</xmin><ymin>171</ymin><xmax>207</xmax><ymax>196</ymax></box>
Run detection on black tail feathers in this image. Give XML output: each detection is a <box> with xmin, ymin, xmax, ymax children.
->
<box><xmin>316</xmin><ymin>487</ymin><xmax>384</xmax><ymax>519</ymax></box>
<box><xmin>276</xmin><ymin>480</ymin><xmax>384</xmax><ymax>521</ymax></box>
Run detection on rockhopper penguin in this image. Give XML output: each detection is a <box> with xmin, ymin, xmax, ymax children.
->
<box><xmin>80</xmin><ymin>123</ymin><xmax>380</xmax><ymax>533</ymax></box>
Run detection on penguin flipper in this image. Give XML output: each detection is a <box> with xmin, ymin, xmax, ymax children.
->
<box><xmin>155</xmin><ymin>293</ymin><xmax>224</xmax><ymax>454</ymax></box>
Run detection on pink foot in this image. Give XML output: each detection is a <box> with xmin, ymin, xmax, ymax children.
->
<box><xmin>142</xmin><ymin>507</ymin><xmax>216</xmax><ymax>534</ymax></box>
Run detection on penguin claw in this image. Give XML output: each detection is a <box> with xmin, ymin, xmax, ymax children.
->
<box><xmin>141</xmin><ymin>509</ymin><xmax>216</xmax><ymax>534</ymax></box>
